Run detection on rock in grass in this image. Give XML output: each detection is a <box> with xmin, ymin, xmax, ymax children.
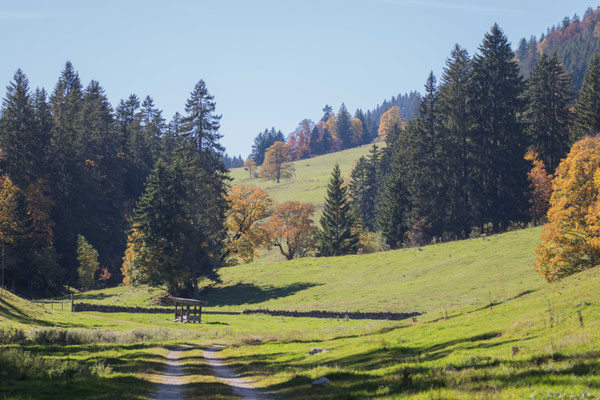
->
<box><xmin>312</xmin><ymin>377</ymin><xmax>331</xmax><ymax>386</ymax></box>
<box><xmin>307</xmin><ymin>348</ymin><xmax>329</xmax><ymax>356</ymax></box>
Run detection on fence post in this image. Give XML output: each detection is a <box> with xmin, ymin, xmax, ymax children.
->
<box><xmin>71</xmin><ymin>293</ymin><xmax>74</xmax><ymax>312</ymax></box>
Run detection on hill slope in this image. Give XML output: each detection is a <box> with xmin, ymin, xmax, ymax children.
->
<box><xmin>67</xmin><ymin>227</ymin><xmax>544</xmax><ymax>315</ymax></box>
<box><xmin>230</xmin><ymin>144</ymin><xmax>376</xmax><ymax>212</ymax></box>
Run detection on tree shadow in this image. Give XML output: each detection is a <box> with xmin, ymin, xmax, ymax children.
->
<box><xmin>203</xmin><ymin>282</ymin><xmax>321</xmax><ymax>307</ymax></box>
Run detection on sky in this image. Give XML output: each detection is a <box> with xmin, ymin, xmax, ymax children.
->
<box><xmin>0</xmin><ymin>0</ymin><xmax>596</xmax><ymax>156</ymax></box>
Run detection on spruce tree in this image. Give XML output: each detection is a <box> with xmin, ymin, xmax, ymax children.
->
<box><xmin>468</xmin><ymin>24</ymin><xmax>528</xmax><ymax>231</ymax></box>
<box><xmin>317</xmin><ymin>164</ymin><xmax>359</xmax><ymax>256</ymax></box>
<box><xmin>336</xmin><ymin>103</ymin><xmax>352</xmax><ymax>149</ymax></box>
<box><xmin>0</xmin><ymin>69</ymin><xmax>42</xmax><ymax>187</ymax></box>
<box><xmin>349</xmin><ymin>145</ymin><xmax>379</xmax><ymax>231</ymax></box>
<box><xmin>48</xmin><ymin>61</ymin><xmax>85</xmax><ymax>284</ymax></box>
<box><xmin>573</xmin><ymin>53</ymin><xmax>600</xmax><ymax>139</ymax></box>
<box><xmin>377</xmin><ymin>144</ymin><xmax>410</xmax><ymax>248</ymax></box>
<box><xmin>524</xmin><ymin>53</ymin><xmax>575</xmax><ymax>173</ymax></box>
<box><xmin>439</xmin><ymin>45</ymin><xmax>473</xmax><ymax>237</ymax></box>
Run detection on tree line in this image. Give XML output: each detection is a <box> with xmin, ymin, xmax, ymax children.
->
<box><xmin>230</xmin><ymin>23</ymin><xmax>600</xmax><ymax>274</ymax></box>
<box><xmin>0</xmin><ymin>62</ymin><xmax>229</xmax><ymax>296</ymax></box>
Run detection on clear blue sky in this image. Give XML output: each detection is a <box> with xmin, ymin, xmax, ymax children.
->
<box><xmin>0</xmin><ymin>0</ymin><xmax>595</xmax><ymax>156</ymax></box>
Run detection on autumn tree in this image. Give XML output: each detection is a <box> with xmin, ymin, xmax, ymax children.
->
<box><xmin>264</xmin><ymin>201</ymin><xmax>317</xmax><ymax>260</ymax></box>
<box><xmin>535</xmin><ymin>135</ymin><xmax>600</xmax><ymax>281</ymax></box>
<box><xmin>244</xmin><ymin>157</ymin><xmax>257</xmax><ymax>178</ymax></box>
<box><xmin>350</xmin><ymin>117</ymin><xmax>364</xmax><ymax>146</ymax></box>
<box><xmin>261</xmin><ymin>141</ymin><xmax>295</xmax><ymax>183</ymax></box>
<box><xmin>377</xmin><ymin>106</ymin><xmax>404</xmax><ymax>142</ymax></box>
<box><xmin>225</xmin><ymin>185</ymin><xmax>273</xmax><ymax>263</ymax></box>
<box><xmin>525</xmin><ymin>149</ymin><xmax>553</xmax><ymax>224</ymax></box>
<box><xmin>77</xmin><ymin>235</ymin><xmax>99</xmax><ymax>291</ymax></box>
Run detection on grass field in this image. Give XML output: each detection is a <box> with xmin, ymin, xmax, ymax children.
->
<box><xmin>2</xmin><ymin>221</ymin><xmax>600</xmax><ymax>398</ymax></box>
<box><xmin>229</xmin><ymin>144</ymin><xmax>376</xmax><ymax>212</ymax></box>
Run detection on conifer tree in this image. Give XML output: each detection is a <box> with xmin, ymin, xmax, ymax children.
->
<box><xmin>468</xmin><ymin>24</ymin><xmax>528</xmax><ymax>231</ymax></box>
<box><xmin>438</xmin><ymin>45</ymin><xmax>473</xmax><ymax>237</ymax></box>
<box><xmin>349</xmin><ymin>145</ymin><xmax>379</xmax><ymax>231</ymax></box>
<box><xmin>336</xmin><ymin>103</ymin><xmax>352</xmax><ymax>149</ymax></box>
<box><xmin>377</xmin><ymin>145</ymin><xmax>409</xmax><ymax>248</ymax></box>
<box><xmin>524</xmin><ymin>53</ymin><xmax>575</xmax><ymax>172</ymax></box>
<box><xmin>573</xmin><ymin>53</ymin><xmax>600</xmax><ymax>139</ymax></box>
<box><xmin>317</xmin><ymin>164</ymin><xmax>359</xmax><ymax>256</ymax></box>
<box><xmin>0</xmin><ymin>70</ymin><xmax>46</xmax><ymax>187</ymax></box>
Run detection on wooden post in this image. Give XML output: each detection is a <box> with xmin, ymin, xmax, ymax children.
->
<box><xmin>186</xmin><ymin>305</ymin><xmax>190</xmax><ymax>323</ymax></box>
<box><xmin>175</xmin><ymin>303</ymin><xmax>178</xmax><ymax>321</ymax></box>
<box><xmin>199</xmin><ymin>306</ymin><xmax>202</xmax><ymax>324</ymax></box>
<box><xmin>71</xmin><ymin>293</ymin><xmax>74</xmax><ymax>312</ymax></box>
<box><xmin>194</xmin><ymin>306</ymin><xmax>197</xmax><ymax>323</ymax></box>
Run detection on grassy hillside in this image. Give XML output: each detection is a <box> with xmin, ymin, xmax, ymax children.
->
<box><xmin>229</xmin><ymin>144</ymin><xmax>376</xmax><ymax>212</ymax></box>
<box><xmin>65</xmin><ymin>227</ymin><xmax>543</xmax><ymax>315</ymax></box>
<box><xmin>3</xmin><ymin>225</ymin><xmax>600</xmax><ymax>398</ymax></box>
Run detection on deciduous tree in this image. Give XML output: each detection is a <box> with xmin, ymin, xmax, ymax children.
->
<box><xmin>225</xmin><ymin>185</ymin><xmax>272</xmax><ymax>263</ymax></box>
<box><xmin>265</xmin><ymin>201</ymin><xmax>317</xmax><ymax>260</ymax></box>
<box><xmin>377</xmin><ymin>106</ymin><xmax>404</xmax><ymax>142</ymax></box>
<box><xmin>535</xmin><ymin>135</ymin><xmax>600</xmax><ymax>281</ymax></box>
<box><xmin>525</xmin><ymin>149</ymin><xmax>553</xmax><ymax>224</ymax></box>
<box><xmin>244</xmin><ymin>157</ymin><xmax>257</xmax><ymax>177</ymax></box>
<box><xmin>261</xmin><ymin>141</ymin><xmax>294</xmax><ymax>183</ymax></box>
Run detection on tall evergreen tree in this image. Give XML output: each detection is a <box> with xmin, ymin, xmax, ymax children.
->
<box><xmin>524</xmin><ymin>53</ymin><xmax>575</xmax><ymax>173</ymax></box>
<box><xmin>468</xmin><ymin>24</ymin><xmax>528</xmax><ymax>231</ymax></box>
<box><xmin>336</xmin><ymin>103</ymin><xmax>352</xmax><ymax>149</ymax></box>
<box><xmin>402</xmin><ymin>72</ymin><xmax>446</xmax><ymax>240</ymax></box>
<box><xmin>0</xmin><ymin>69</ymin><xmax>44</xmax><ymax>187</ymax></box>
<box><xmin>349</xmin><ymin>144</ymin><xmax>379</xmax><ymax>231</ymax></box>
<box><xmin>439</xmin><ymin>44</ymin><xmax>473</xmax><ymax>237</ymax></box>
<box><xmin>317</xmin><ymin>164</ymin><xmax>359</xmax><ymax>256</ymax></box>
<box><xmin>573</xmin><ymin>53</ymin><xmax>600</xmax><ymax>139</ymax></box>
<box><xmin>377</xmin><ymin>143</ymin><xmax>410</xmax><ymax>248</ymax></box>
<box><xmin>48</xmin><ymin>61</ymin><xmax>85</xmax><ymax>283</ymax></box>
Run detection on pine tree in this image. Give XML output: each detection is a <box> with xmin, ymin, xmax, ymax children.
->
<box><xmin>377</xmin><ymin>145</ymin><xmax>409</xmax><ymax>248</ymax></box>
<box><xmin>438</xmin><ymin>44</ymin><xmax>473</xmax><ymax>237</ymax></box>
<box><xmin>0</xmin><ymin>70</ymin><xmax>44</xmax><ymax>187</ymax></box>
<box><xmin>524</xmin><ymin>53</ymin><xmax>575</xmax><ymax>173</ymax></box>
<box><xmin>48</xmin><ymin>61</ymin><xmax>85</xmax><ymax>284</ymax></box>
<box><xmin>573</xmin><ymin>53</ymin><xmax>600</xmax><ymax>139</ymax></box>
<box><xmin>401</xmin><ymin>72</ymin><xmax>446</xmax><ymax>240</ymax></box>
<box><xmin>468</xmin><ymin>24</ymin><xmax>528</xmax><ymax>231</ymax></box>
<box><xmin>349</xmin><ymin>146</ymin><xmax>379</xmax><ymax>231</ymax></box>
<box><xmin>317</xmin><ymin>164</ymin><xmax>359</xmax><ymax>256</ymax></box>
<box><xmin>336</xmin><ymin>103</ymin><xmax>352</xmax><ymax>149</ymax></box>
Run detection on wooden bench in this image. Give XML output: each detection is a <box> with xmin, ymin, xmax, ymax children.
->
<box><xmin>169</xmin><ymin>296</ymin><xmax>208</xmax><ymax>323</ymax></box>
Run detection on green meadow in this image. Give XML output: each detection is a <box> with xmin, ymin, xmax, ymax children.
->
<box><xmin>2</xmin><ymin>223</ymin><xmax>599</xmax><ymax>399</ymax></box>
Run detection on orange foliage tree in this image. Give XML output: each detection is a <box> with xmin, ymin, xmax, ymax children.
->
<box><xmin>264</xmin><ymin>201</ymin><xmax>317</xmax><ymax>260</ymax></box>
<box><xmin>525</xmin><ymin>149</ymin><xmax>553</xmax><ymax>224</ymax></box>
<box><xmin>350</xmin><ymin>117</ymin><xmax>364</xmax><ymax>146</ymax></box>
<box><xmin>535</xmin><ymin>135</ymin><xmax>600</xmax><ymax>281</ymax></box>
<box><xmin>260</xmin><ymin>141</ymin><xmax>295</xmax><ymax>183</ymax></box>
<box><xmin>378</xmin><ymin>106</ymin><xmax>404</xmax><ymax>142</ymax></box>
<box><xmin>244</xmin><ymin>157</ymin><xmax>257</xmax><ymax>178</ymax></box>
<box><xmin>225</xmin><ymin>185</ymin><xmax>273</xmax><ymax>263</ymax></box>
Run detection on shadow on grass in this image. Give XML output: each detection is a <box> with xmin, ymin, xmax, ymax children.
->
<box><xmin>203</xmin><ymin>282</ymin><xmax>321</xmax><ymax>307</ymax></box>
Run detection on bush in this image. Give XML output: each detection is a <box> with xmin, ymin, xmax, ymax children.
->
<box><xmin>358</xmin><ymin>231</ymin><xmax>388</xmax><ymax>254</ymax></box>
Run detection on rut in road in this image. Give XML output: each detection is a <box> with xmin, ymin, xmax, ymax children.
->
<box><xmin>204</xmin><ymin>345</ymin><xmax>274</xmax><ymax>400</ymax></box>
<box><xmin>152</xmin><ymin>347</ymin><xmax>189</xmax><ymax>400</ymax></box>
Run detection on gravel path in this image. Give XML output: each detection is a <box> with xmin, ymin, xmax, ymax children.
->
<box><xmin>204</xmin><ymin>345</ymin><xmax>274</xmax><ymax>400</ymax></box>
<box><xmin>153</xmin><ymin>347</ymin><xmax>188</xmax><ymax>400</ymax></box>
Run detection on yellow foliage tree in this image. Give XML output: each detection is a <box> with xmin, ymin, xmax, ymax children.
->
<box><xmin>243</xmin><ymin>157</ymin><xmax>257</xmax><ymax>178</ymax></box>
<box><xmin>225</xmin><ymin>185</ymin><xmax>273</xmax><ymax>263</ymax></box>
<box><xmin>535</xmin><ymin>135</ymin><xmax>600</xmax><ymax>281</ymax></box>
<box><xmin>378</xmin><ymin>106</ymin><xmax>404</xmax><ymax>142</ymax></box>
<box><xmin>260</xmin><ymin>141</ymin><xmax>295</xmax><ymax>183</ymax></box>
<box><xmin>350</xmin><ymin>117</ymin><xmax>364</xmax><ymax>146</ymax></box>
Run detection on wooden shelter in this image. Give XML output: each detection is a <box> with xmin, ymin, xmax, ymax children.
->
<box><xmin>169</xmin><ymin>296</ymin><xmax>207</xmax><ymax>323</ymax></box>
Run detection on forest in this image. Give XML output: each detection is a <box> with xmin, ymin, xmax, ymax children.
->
<box><xmin>3</xmin><ymin>13</ymin><xmax>600</xmax><ymax>297</ymax></box>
